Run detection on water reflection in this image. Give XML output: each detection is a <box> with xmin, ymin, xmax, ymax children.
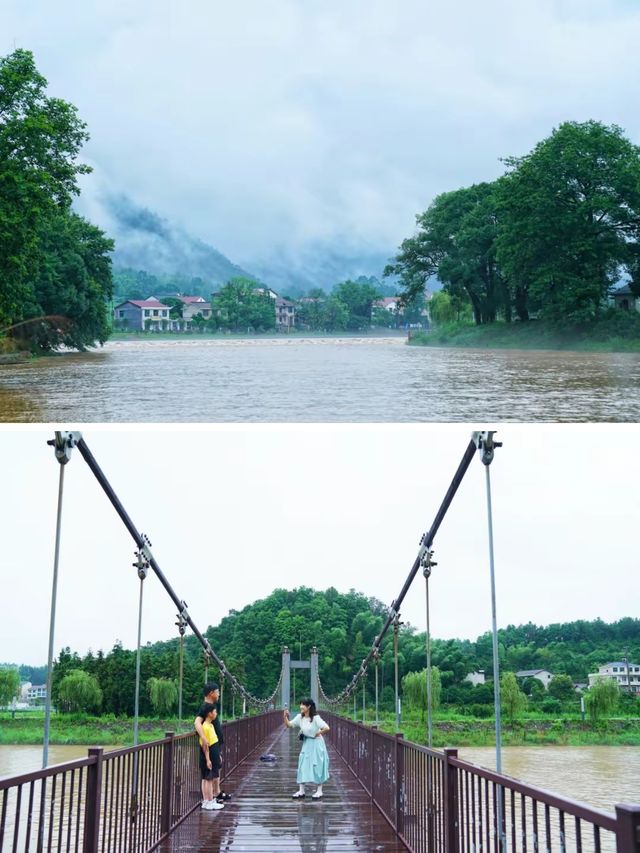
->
<box><xmin>297</xmin><ymin>804</ymin><xmax>329</xmax><ymax>853</ymax></box>
<box><xmin>1</xmin><ymin>337</ymin><xmax>640</xmax><ymax>422</ymax></box>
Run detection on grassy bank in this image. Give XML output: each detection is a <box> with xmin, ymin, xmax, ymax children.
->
<box><xmin>410</xmin><ymin>311</ymin><xmax>640</xmax><ymax>353</ymax></box>
<box><xmin>0</xmin><ymin>713</ymin><xmax>194</xmax><ymax>746</ymax></box>
<box><xmin>3</xmin><ymin>712</ymin><xmax>639</xmax><ymax>748</ymax></box>
<box><xmin>351</xmin><ymin>712</ymin><xmax>640</xmax><ymax>747</ymax></box>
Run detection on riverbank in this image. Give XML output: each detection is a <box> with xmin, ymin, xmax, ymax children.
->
<box><xmin>3</xmin><ymin>714</ymin><xmax>639</xmax><ymax>747</ymax></box>
<box><xmin>375</xmin><ymin>717</ymin><xmax>640</xmax><ymax>747</ymax></box>
<box><xmin>0</xmin><ymin>715</ymin><xmax>194</xmax><ymax>745</ymax></box>
<box><xmin>409</xmin><ymin>312</ymin><xmax>640</xmax><ymax>353</ymax></box>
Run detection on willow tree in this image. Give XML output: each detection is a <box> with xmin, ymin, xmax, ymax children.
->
<box><xmin>147</xmin><ymin>677</ymin><xmax>178</xmax><ymax>716</ymax></box>
<box><xmin>585</xmin><ymin>678</ymin><xmax>619</xmax><ymax>722</ymax></box>
<box><xmin>402</xmin><ymin>667</ymin><xmax>441</xmax><ymax>722</ymax></box>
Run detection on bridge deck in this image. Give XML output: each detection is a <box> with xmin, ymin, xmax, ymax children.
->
<box><xmin>159</xmin><ymin>725</ymin><xmax>406</xmax><ymax>851</ymax></box>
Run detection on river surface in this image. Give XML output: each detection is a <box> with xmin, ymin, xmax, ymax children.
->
<box><xmin>1</xmin><ymin>337</ymin><xmax>640</xmax><ymax>422</ymax></box>
<box><xmin>1</xmin><ymin>744</ymin><xmax>638</xmax><ymax>813</ymax></box>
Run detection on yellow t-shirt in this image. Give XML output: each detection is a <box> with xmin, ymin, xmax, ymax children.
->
<box><xmin>200</xmin><ymin>719</ymin><xmax>218</xmax><ymax>748</ymax></box>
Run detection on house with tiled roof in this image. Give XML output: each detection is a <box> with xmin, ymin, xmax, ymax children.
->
<box><xmin>113</xmin><ymin>298</ymin><xmax>171</xmax><ymax>331</ymax></box>
<box><xmin>612</xmin><ymin>283</ymin><xmax>640</xmax><ymax>313</ymax></box>
<box><xmin>515</xmin><ymin>669</ymin><xmax>553</xmax><ymax>688</ymax></box>
<box><xmin>175</xmin><ymin>296</ymin><xmax>212</xmax><ymax>323</ymax></box>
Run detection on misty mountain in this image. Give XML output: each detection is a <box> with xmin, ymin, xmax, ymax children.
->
<box><xmin>243</xmin><ymin>245</ymin><xmax>399</xmax><ymax>297</ymax></box>
<box><xmin>100</xmin><ymin>194</ymin><xmax>438</xmax><ymax>297</ymax></box>
<box><xmin>104</xmin><ymin>195</ymin><xmax>257</xmax><ymax>285</ymax></box>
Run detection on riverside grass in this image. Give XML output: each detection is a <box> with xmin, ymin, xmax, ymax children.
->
<box><xmin>2</xmin><ymin>712</ymin><xmax>639</xmax><ymax>748</ymax></box>
<box><xmin>410</xmin><ymin>311</ymin><xmax>640</xmax><ymax>353</ymax></box>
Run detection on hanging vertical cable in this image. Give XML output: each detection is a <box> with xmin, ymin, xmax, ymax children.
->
<box><xmin>374</xmin><ymin>652</ymin><xmax>379</xmax><ymax>727</ymax></box>
<box><xmin>176</xmin><ymin>610</ymin><xmax>187</xmax><ymax>725</ymax></box>
<box><xmin>421</xmin><ymin>550</ymin><xmax>436</xmax><ymax>749</ymax></box>
<box><xmin>475</xmin><ymin>430</ymin><xmax>506</xmax><ymax>852</ymax></box>
<box><xmin>43</xmin><ymin>432</ymin><xmax>80</xmax><ymax>771</ymax></box>
<box><xmin>393</xmin><ymin>615</ymin><xmax>401</xmax><ymax>732</ymax></box>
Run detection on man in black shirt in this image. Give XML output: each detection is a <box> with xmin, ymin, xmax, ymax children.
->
<box><xmin>194</xmin><ymin>682</ymin><xmax>232</xmax><ymax>804</ymax></box>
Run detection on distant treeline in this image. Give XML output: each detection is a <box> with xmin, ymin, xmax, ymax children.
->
<box><xmin>386</xmin><ymin>120</ymin><xmax>640</xmax><ymax>329</ymax></box>
<box><xmin>0</xmin><ymin>50</ymin><xmax>113</xmax><ymax>353</ymax></box>
<box><xmin>44</xmin><ymin>587</ymin><xmax>640</xmax><ymax>716</ymax></box>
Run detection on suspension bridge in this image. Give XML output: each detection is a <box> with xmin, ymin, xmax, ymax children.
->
<box><xmin>1</xmin><ymin>431</ymin><xmax>638</xmax><ymax>852</ymax></box>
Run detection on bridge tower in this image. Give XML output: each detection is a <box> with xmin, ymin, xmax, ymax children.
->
<box><xmin>281</xmin><ymin>645</ymin><xmax>319</xmax><ymax>708</ymax></box>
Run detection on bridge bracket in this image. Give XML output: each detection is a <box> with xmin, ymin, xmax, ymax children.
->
<box><xmin>472</xmin><ymin>430</ymin><xmax>502</xmax><ymax>466</ymax></box>
<box><xmin>47</xmin><ymin>431</ymin><xmax>83</xmax><ymax>466</ymax></box>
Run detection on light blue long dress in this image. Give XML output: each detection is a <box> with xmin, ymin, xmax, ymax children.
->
<box><xmin>288</xmin><ymin>713</ymin><xmax>330</xmax><ymax>785</ymax></box>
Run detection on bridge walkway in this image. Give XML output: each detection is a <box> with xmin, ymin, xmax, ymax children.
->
<box><xmin>159</xmin><ymin>724</ymin><xmax>406</xmax><ymax>851</ymax></box>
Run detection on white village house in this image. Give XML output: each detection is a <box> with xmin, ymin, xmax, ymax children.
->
<box><xmin>588</xmin><ymin>661</ymin><xmax>640</xmax><ymax>694</ymax></box>
<box><xmin>113</xmin><ymin>298</ymin><xmax>171</xmax><ymax>331</ymax></box>
<box><xmin>515</xmin><ymin>669</ymin><xmax>554</xmax><ymax>688</ymax></box>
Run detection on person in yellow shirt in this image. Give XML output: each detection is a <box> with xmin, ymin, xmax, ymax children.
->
<box><xmin>197</xmin><ymin>703</ymin><xmax>224</xmax><ymax>811</ymax></box>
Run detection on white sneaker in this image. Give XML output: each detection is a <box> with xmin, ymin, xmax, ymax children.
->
<box><xmin>205</xmin><ymin>800</ymin><xmax>224</xmax><ymax>810</ymax></box>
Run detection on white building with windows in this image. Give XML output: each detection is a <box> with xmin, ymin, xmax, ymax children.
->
<box><xmin>588</xmin><ymin>661</ymin><xmax>640</xmax><ymax>694</ymax></box>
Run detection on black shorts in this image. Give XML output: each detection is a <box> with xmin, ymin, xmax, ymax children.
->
<box><xmin>199</xmin><ymin>742</ymin><xmax>221</xmax><ymax>780</ymax></box>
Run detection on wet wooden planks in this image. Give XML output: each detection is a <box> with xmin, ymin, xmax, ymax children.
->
<box><xmin>159</xmin><ymin>725</ymin><xmax>407</xmax><ymax>851</ymax></box>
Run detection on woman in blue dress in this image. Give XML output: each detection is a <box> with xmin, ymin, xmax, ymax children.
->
<box><xmin>283</xmin><ymin>698</ymin><xmax>330</xmax><ymax>799</ymax></box>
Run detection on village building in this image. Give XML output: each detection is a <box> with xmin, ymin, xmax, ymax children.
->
<box><xmin>113</xmin><ymin>298</ymin><xmax>171</xmax><ymax>331</ymax></box>
<box><xmin>515</xmin><ymin>669</ymin><xmax>554</xmax><ymax>688</ymax></box>
<box><xmin>612</xmin><ymin>283</ymin><xmax>640</xmax><ymax>312</ymax></box>
<box><xmin>588</xmin><ymin>661</ymin><xmax>640</xmax><ymax>694</ymax></box>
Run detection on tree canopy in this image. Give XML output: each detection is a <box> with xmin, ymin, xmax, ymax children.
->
<box><xmin>47</xmin><ymin>585</ymin><xmax>640</xmax><ymax>718</ymax></box>
<box><xmin>386</xmin><ymin>121</ymin><xmax>640</xmax><ymax>328</ymax></box>
<box><xmin>0</xmin><ymin>49</ymin><xmax>113</xmax><ymax>351</ymax></box>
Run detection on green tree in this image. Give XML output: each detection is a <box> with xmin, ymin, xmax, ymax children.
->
<box><xmin>386</xmin><ymin>183</ymin><xmax>507</xmax><ymax>325</ymax></box>
<box><xmin>322</xmin><ymin>295</ymin><xmax>349</xmax><ymax>331</ymax></box>
<box><xmin>212</xmin><ymin>278</ymin><xmax>276</xmax><ymax>331</ymax></box>
<box><xmin>497</xmin><ymin>120</ymin><xmax>640</xmax><ymax>324</ymax></box>
<box><xmin>500</xmin><ymin>672</ymin><xmax>527</xmax><ymax>722</ymax></box>
<box><xmin>402</xmin><ymin>667</ymin><xmax>441</xmax><ymax>721</ymax></box>
<box><xmin>147</xmin><ymin>677</ymin><xmax>178</xmax><ymax>716</ymax></box>
<box><xmin>22</xmin><ymin>212</ymin><xmax>113</xmax><ymax>351</ymax></box>
<box><xmin>162</xmin><ymin>297</ymin><xmax>184</xmax><ymax>321</ymax></box>
<box><xmin>0</xmin><ymin>668</ymin><xmax>21</xmax><ymax>707</ymax></box>
<box><xmin>548</xmin><ymin>674</ymin><xmax>576</xmax><ymax>702</ymax></box>
<box><xmin>585</xmin><ymin>678</ymin><xmax>619</xmax><ymax>721</ymax></box>
<box><xmin>57</xmin><ymin>670</ymin><xmax>102</xmax><ymax>713</ymax></box>
<box><xmin>0</xmin><ymin>49</ymin><xmax>88</xmax><ymax>326</ymax></box>
<box><xmin>332</xmin><ymin>280</ymin><xmax>381</xmax><ymax>330</ymax></box>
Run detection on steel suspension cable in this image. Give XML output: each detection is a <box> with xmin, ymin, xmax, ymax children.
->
<box><xmin>52</xmin><ymin>433</ymin><xmax>281</xmax><ymax>710</ymax></box>
<box><xmin>315</xmin><ymin>437</ymin><xmax>478</xmax><ymax>706</ymax></box>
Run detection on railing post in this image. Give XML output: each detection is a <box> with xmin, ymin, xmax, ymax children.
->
<box><xmin>83</xmin><ymin>748</ymin><xmax>103</xmax><ymax>853</ymax></box>
<box><xmin>160</xmin><ymin>732</ymin><xmax>175</xmax><ymax>835</ymax></box>
<box><xmin>444</xmin><ymin>747</ymin><xmax>459</xmax><ymax>852</ymax></box>
<box><xmin>616</xmin><ymin>804</ymin><xmax>640</xmax><ymax>853</ymax></box>
<box><xmin>395</xmin><ymin>733</ymin><xmax>404</xmax><ymax>836</ymax></box>
<box><xmin>369</xmin><ymin>726</ymin><xmax>374</xmax><ymax>798</ymax></box>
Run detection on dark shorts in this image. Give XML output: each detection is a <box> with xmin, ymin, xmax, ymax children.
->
<box><xmin>199</xmin><ymin>742</ymin><xmax>221</xmax><ymax>780</ymax></box>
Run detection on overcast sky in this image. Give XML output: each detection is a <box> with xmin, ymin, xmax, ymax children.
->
<box><xmin>2</xmin><ymin>0</ymin><xmax>640</xmax><ymax>266</ymax></box>
<box><xmin>1</xmin><ymin>425</ymin><xmax>637</xmax><ymax>673</ymax></box>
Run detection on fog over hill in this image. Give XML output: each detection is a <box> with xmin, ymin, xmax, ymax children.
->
<box><xmin>95</xmin><ymin>194</ymin><xmax>399</xmax><ymax>296</ymax></box>
<box><xmin>103</xmin><ymin>195</ymin><xmax>256</xmax><ymax>285</ymax></box>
